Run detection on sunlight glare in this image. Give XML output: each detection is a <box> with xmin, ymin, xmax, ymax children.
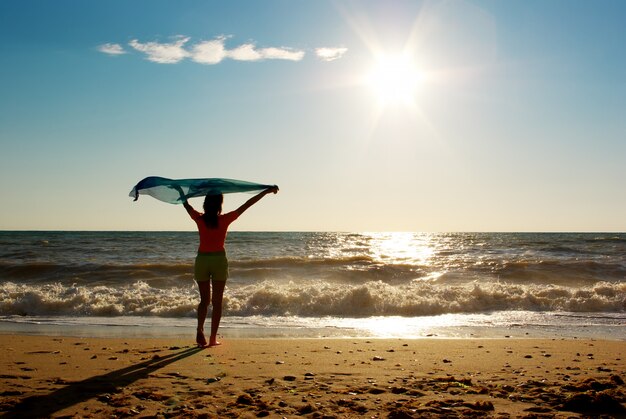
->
<box><xmin>367</xmin><ymin>54</ymin><xmax>422</xmax><ymax>107</ymax></box>
<box><xmin>370</xmin><ymin>232</ymin><xmax>434</xmax><ymax>265</ymax></box>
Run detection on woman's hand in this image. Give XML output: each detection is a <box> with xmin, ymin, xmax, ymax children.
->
<box><xmin>170</xmin><ymin>185</ymin><xmax>187</xmax><ymax>202</ymax></box>
<box><xmin>267</xmin><ymin>185</ymin><xmax>279</xmax><ymax>194</ymax></box>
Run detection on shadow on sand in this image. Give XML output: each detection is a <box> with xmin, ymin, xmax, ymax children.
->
<box><xmin>3</xmin><ymin>346</ymin><xmax>204</xmax><ymax>418</ymax></box>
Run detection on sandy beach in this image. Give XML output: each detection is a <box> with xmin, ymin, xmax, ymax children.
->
<box><xmin>0</xmin><ymin>335</ymin><xmax>624</xmax><ymax>418</ymax></box>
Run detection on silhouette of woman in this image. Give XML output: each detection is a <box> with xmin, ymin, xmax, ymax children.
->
<box><xmin>181</xmin><ymin>186</ymin><xmax>278</xmax><ymax>347</ymax></box>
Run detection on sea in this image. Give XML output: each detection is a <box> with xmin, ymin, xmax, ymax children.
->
<box><xmin>0</xmin><ymin>231</ymin><xmax>624</xmax><ymax>340</ymax></box>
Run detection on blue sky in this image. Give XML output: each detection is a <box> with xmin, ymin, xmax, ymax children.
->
<box><xmin>1</xmin><ymin>0</ymin><xmax>624</xmax><ymax>231</ymax></box>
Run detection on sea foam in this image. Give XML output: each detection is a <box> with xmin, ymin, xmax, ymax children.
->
<box><xmin>1</xmin><ymin>279</ymin><xmax>624</xmax><ymax>318</ymax></box>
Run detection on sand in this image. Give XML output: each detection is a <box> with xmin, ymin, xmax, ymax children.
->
<box><xmin>0</xmin><ymin>335</ymin><xmax>624</xmax><ymax>418</ymax></box>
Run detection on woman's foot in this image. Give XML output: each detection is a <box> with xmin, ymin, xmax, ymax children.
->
<box><xmin>196</xmin><ymin>329</ymin><xmax>208</xmax><ymax>347</ymax></box>
<box><xmin>208</xmin><ymin>336</ymin><xmax>221</xmax><ymax>347</ymax></box>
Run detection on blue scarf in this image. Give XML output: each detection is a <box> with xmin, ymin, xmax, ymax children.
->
<box><xmin>130</xmin><ymin>176</ymin><xmax>273</xmax><ymax>204</ymax></box>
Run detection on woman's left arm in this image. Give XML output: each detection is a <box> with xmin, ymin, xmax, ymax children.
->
<box><xmin>235</xmin><ymin>186</ymin><xmax>279</xmax><ymax>216</ymax></box>
<box><xmin>172</xmin><ymin>185</ymin><xmax>195</xmax><ymax>214</ymax></box>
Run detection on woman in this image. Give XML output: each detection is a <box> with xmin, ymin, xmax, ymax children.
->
<box><xmin>182</xmin><ymin>186</ymin><xmax>278</xmax><ymax>347</ymax></box>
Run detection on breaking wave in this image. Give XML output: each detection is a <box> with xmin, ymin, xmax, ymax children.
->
<box><xmin>1</xmin><ymin>280</ymin><xmax>624</xmax><ymax>318</ymax></box>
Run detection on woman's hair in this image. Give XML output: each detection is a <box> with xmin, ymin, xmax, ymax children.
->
<box><xmin>202</xmin><ymin>194</ymin><xmax>223</xmax><ymax>229</ymax></box>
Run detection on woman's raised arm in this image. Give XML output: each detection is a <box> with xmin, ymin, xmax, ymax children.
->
<box><xmin>235</xmin><ymin>186</ymin><xmax>279</xmax><ymax>216</ymax></box>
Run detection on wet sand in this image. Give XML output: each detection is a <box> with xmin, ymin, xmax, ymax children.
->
<box><xmin>0</xmin><ymin>335</ymin><xmax>624</xmax><ymax>418</ymax></box>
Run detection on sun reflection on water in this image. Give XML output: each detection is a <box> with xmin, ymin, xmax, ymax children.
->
<box><xmin>367</xmin><ymin>232</ymin><xmax>435</xmax><ymax>266</ymax></box>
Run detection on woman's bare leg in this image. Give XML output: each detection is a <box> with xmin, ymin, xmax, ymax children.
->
<box><xmin>209</xmin><ymin>279</ymin><xmax>226</xmax><ymax>346</ymax></box>
<box><xmin>196</xmin><ymin>280</ymin><xmax>211</xmax><ymax>347</ymax></box>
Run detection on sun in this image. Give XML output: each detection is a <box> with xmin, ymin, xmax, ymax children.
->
<box><xmin>366</xmin><ymin>53</ymin><xmax>422</xmax><ymax>107</ymax></box>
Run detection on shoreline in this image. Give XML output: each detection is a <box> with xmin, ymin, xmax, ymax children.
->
<box><xmin>2</xmin><ymin>313</ymin><xmax>624</xmax><ymax>341</ymax></box>
<box><xmin>1</xmin><ymin>335</ymin><xmax>624</xmax><ymax>417</ymax></box>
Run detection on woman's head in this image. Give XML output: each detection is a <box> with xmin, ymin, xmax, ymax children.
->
<box><xmin>202</xmin><ymin>194</ymin><xmax>223</xmax><ymax>228</ymax></box>
<box><xmin>203</xmin><ymin>194</ymin><xmax>223</xmax><ymax>214</ymax></box>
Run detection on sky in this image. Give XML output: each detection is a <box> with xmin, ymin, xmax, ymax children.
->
<box><xmin>0</xmin><ymin>0</ymin><xmax>624</xmax><ymax>232</ymax></box>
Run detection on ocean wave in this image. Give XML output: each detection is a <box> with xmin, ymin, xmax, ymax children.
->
<box><xmin>1</xmin><ymin>280</ymin><xmax>623</xmax><ymax>318</ymax></box>
<box><xmin>583</xmin><ymin>236</ymin><xmax>626</xmax><ymax>244</ymax></box>
<box><xmin>0</xmin><ymin>258</ymin><xmax>429</xmax><ymax>285</ymax></box>
<box><xmin>0</xmin><ymin>281</ymin><xmax>198</xmax><ymax>317</ymax></box>
<box><xmin>226</xmin><ymin>280</ymin><xmax>626</xmax><ymax>316</ymax></box>
<box><xmin>490</xmin><ymin>260</ymin><xmax>626</xmax><ymax>284</ymax></box>
<box><xmin>3</xmin><ymin>254</ymin><xmax>622</xmax><ymax>287</ymax></box>
<box><xmin>0</xmin><ymin>262</ymin><xmax>193</xmax><ymax>285</ymax></box>
<box><xmin>233</xmin><ymin>255</ymin><xmax>376</xmax><ymax>268</ymax></box>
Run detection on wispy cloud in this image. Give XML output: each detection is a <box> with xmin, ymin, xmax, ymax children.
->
<box><xmin>226</xmin><ymin>43</ymin><xmax>305</xmax><ymax>62</ymax></box>
<box><xmin>190</xmin><ymin>37</ymin><xmax>227</xmax><ymax>64</ymax></box>
<box><xmin>316</xmin><ymin>47</ymin><xmax>348</xmax><ymax>62</ymax></box>
<box><xmin>256</xmin><ymin>47</ymin><xmax>305</xmax><ymax>61</ymax></box>
<box><xmin>227</xmin><ymin>43</ymin><xmax>263</xmax><ymax>61</ymax></box>
<box><xmin>100</xmin><ymin>36</ymin><xmax>346</xmax><ymax>65</ymax></box>
<box><xmin>98</xmin><ymin>43</ymin><xmax>126</xmax><ymax>55</ymax></box>
<box><xmin>129</xmin><ymin>36</ymin><xmax>190</xmax><ymax>64</ymax></box>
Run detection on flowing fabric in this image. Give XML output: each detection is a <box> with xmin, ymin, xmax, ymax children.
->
<box><xmin>129</xmin><ymin>176</ymin><xmax>273</xmax><ymax>204</ymax></box>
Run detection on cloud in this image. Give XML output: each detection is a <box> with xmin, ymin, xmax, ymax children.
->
<box><xmin>257</xmin><ymin>47</ymin><xmax>305</xmax><ymax>61</ymax></box>
<box><xmin>100</xmin><ymin>35</ymin><xmax>344</xmax><ymax>65</ymax></box>
<box><xmin>316</xmin><ymin>47</ymin><xmax>348</xmax><ymax>62</ymax></box>
<box><xmin>129</xmin><ymin>36</ymin><xmax>190</xmax><ymax>64</ymax></box>
<box><xmin>98</xmin><ymin>43</ymin><xmax>126</xmax><ymax>55</ymax></box>
<box><xmin>190</xmin><ymin>37</ymin><xmax>227</xmax><ymax>64</ymax></box>
<box><xmin>227</xmin><ymin>44</ymin><xmax>305</xmax><ymax>62</ymax></box>
<box><xmin>227</xmin><ymin>43</ymin><xmax>263</xmax><ymax>61</ymax></box>
<box><xmin>190</xmin><ymin>37</ymin><xmax>305</xmax><ymax>64</ymax></box>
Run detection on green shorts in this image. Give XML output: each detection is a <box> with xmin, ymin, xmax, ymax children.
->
<box><xmin>194</xmin><ymin>251</ymin><xmax>228</xmax><ymax>282</ymax></box>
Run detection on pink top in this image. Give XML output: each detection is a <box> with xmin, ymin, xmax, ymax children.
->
<box><xmin>187</xmin><ymin>208</ymin><xmax>239</xmax><ymax>252</ymax></box>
